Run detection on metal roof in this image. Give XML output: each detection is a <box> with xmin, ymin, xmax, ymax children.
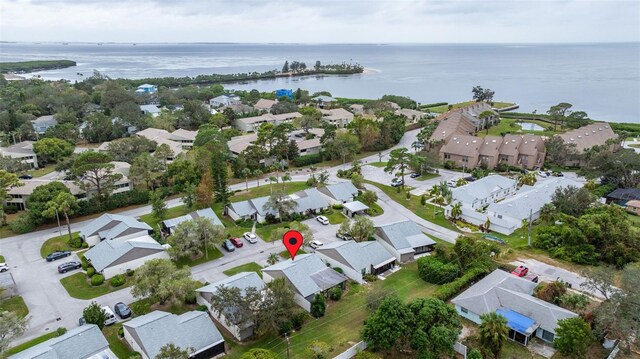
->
<box><xmin>162</xmin><ymin>208</ymin><xmax>223</xmax><ymax>231</ymax></box>
<box><xmin>262</xmin><ymin>254</ymin><xmax>347</xmax><ymax>298</ymax></box>
<box><xmin>84</xmin><ymin>235</ymin><xmax>164</xmax><ymax>272</ymax></box>
<box><xmin>376</xmin><ymin>221</ymin><xmax>435</xmax><ymax>251</ymax></box>
<box><xmin>9</xmin><ymin>324</ymin><xmax>113</xmax><ymax>359</ymax></box>
<box><xmin>228</xmin><ymin>200</ymin><xmax>258</xmax><ymax>217</ymax></box>
<box><xmin>343</xmin><ymin>200</ymin><xmax>369</xmax><ymax>212</ymax></box>
<box><xmin>319</xmin><ymin>182</ymin><xmax>359</xmax><ymax>202</ymax></box>
<box><xmin>451</xmin><ymin>175</ymin><xmax>517</xmax><ymax>205</ymax></box>
<box><xmin>80</xmin><ymin>213</ymin><xmax>151</xmax><ymax>240</ymax></box>
<box><xmin>196</xmin><ymin>272</ymin><xmax>265</xmax><ymax>295</ymax></box>
<box><xmin>317</xmin><ymin>240</ymin><xmax>394</xmax><ymax>272</ymax></box>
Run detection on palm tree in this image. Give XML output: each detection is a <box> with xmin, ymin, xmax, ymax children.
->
<box><xmin>479</xmin><ymin>110</ymin><xmax>496</xmax><ymax>135</ymax></box>
<box><xmin>263</xmin><ymin>191</ymin><xmax>296</xmax><ymax>221</ymax></box>
<box><xmin>282</xmin><ymin>172</ymin><xmax>291</xmax><ymax>192</ymax></box>
<box><xmin>267</xmin><ymin>253</ymin><xmax>279</xmax><ymax>265</ymax></box>
<box><xmin>450</xmin><ymin>202</ymin><xmax>462</xmax><ymax>220</ymax></box>
<box><xmin>252</xmin><ymin>169</ymin><xmax>262</xmax><ymax>188</ymax></box>
<box><xmin>478</xmin><ymin>312</ymin><xmax>509</xmax><ymax>358</ymax></box>
<box><xmin>242</xmin><ymin>168</ymin><xmax>252</xmax><ymax>191</ymax></box>
<box><xmin>43</xmin><ymin>192</ymin><xmax>79</xmax><ymax>241</ymax></box>
<box><xmin>518</xmin><ymin>172</ymin><xmax>537</xmax><ymax>187</ymax></box>
<box><xmin>268</xmin><ymin>176</ymin><xmax>278</xmax><ymax>195</ymax></box>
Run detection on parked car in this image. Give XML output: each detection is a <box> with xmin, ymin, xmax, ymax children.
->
<box><xmin>222</xmin><ymin>239</ymin><xmax>236</xmax><ymax>252</ymax></box>
<box><xmin>336</xmin><ymin>232</ymin><xmax>353</xmax><ymax>241</ymax></box>
<box><xmin>409</xmin><ymin>172</ymin><xmax>421</xmax><ymax>179</ymax></box>
<box><xmin>524</xmin><ymin>273</ymin><xmax>539</xmax><ymax>283</ymax></box>
<box><xmin>511</xmin><ymin>265</ymin><xmax>529</xmax><ymax>277</ymax></box>
<box><xmin>552</xmin><ymin>171</ymin><xmax>564</xmax><ymax>177</ymax></box>
<box><xmin>230</xmin><ymin>237</ymin><xmax>244</xmax><ymax>248</ymax></box>
<box><xmin>114</xmin><ymin>302</ymin><xmax>132</xmax><ymax>319</ymax></box>
<box><xmin>0</xmin><ymin>263</ymin><xmax>8</xmax><ymax>272</ymax></box>
<box><xmin>243</xmin><ymin>232</ymin><xmax>258</xmax><ymax>244</ymax></box>
<box><xmin>464</xmin><ymin>176</ymin><xmax>476</xmax><ymax>182</ymax></box>
<box><xmin>102</xmin><ymin>306</ymin><xmax>117</xmax><ymax>326</ymax></box>
<box><xmin>310</xmin><ymin>240</ymin><xmax>324</xmax><ymax>249</ymax></box>
<box><xmin>537</xmin><ymin>171</ymin><xmax>548</xmax><ymax>178</ymax></box>
<box><xmin>316</xmin><ymin>215</ymin><xmax>329</xmax><ymax>225</ymax></box>
<box><xmin>391</xmin><ymin>178</ymin><xmax>404</xmax><ymax>187</ymax></box>
<box><xmin>46</xmin><ymin>251</ymin><xmax>72</xmax><ymax>262</ymax></box>
<box><xmin>57</xmin><ymin>261</ymin><xmax>81</xmax><ymax>273</ymax></box>
<box><xmin>18</xmin><ymin>174</ymin><xmax>33</xmax><ymax>180</ymax></box>
<box><xmin>447</xmin><ymin>179</ymin><xmax>457</xmax><ymax>188</ymax></box>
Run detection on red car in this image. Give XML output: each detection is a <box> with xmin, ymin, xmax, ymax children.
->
<box><xmin>511</xmin><ymin>265</ymin><xmax>529</xmax><ymax>277</ymax></box>
<box><xmin>229</xmin><ymin>237</ymin><xmax>243</xmax><ymax>248</ymax></box>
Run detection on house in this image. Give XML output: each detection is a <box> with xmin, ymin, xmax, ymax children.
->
<box><xmin>343</xmin><ymin>200</ymin><xmax>369</xmax><ymax>218</ymax></box>
<box><xmin>254</xmin><ymin>98</ymin><xmax>277</xmax><ymax>111</ymax></box>
<box><xmin>32</xmin><ymin>115</ymin><xmax>57</xmax><ymax>134</ymax></box>
<box><xmin>452</xmin><ymin>269</ymin><xmax>578</xmax><ymax>345</ymax></box>
<box><xmin>316</xmin><ymin>241</ymin><xmax>396</xmax><ymax>283</ymax></box>
<box><xmin>447</xmin><ymin>176</ymin><xmax>583</xmax><ymax>235</ymax></box>
<box><xmin>226</xmin><ymin>188</ymin><xmax>329</xmax><ymax>223</ymax></box>
<box><xmin>140</xmin><ymin>104</ymin><xmax>161</xmax><ymax>117</ymax></box>
<box><xmin>195</xmin><ymin>272</ymin><xmax>266</xmax><ymax>341</ymax></box>
<box><xmin>135</xmin><ymin>127</ymin><xmax>191</xmax><ymax>160</ymax></box>
<box><xmin>374</xmin><ymin>221</ymin><xmax>436</xmax><ymax>263</ymax></box>
<box><xmin>293</xmin><ymin>128</ymin><xmax>324</xmax><ymax>155</ymax></box>
<box><xmin>290</xmin><ymin>188</ymin><xmax>331</xmax><ymax>215</ymax></box>
<box><xmin>123</xmin><ymin>311</ymin><xmax>225</xmax><ymax>359</ymax></box>
<box><xmin>558</xmin><ymin>123</ymin><xmax>619</xmax><ymax>166</ymax></box>
<box><xmin>318</xmin><ymin>182</ymin><xmax>359</xmax><ymax>204</ymax></box>
<box><xmin>262</xmin><ymin>254</ymin><xmax>348</xmax><ymax>311</ymax></box>
<box><xmin>606</xmin><ymin>188</ymin><xmax>640</xmax><ymax>205</ymax></box>
<box><xmin>7</xmin><ymin>180</ymin><xmax>83</xmax><ymax>211</ymax></box>
<box><xmin>626</xmin><ymin>200</ymin><xmax>640</xmax><ymax>215</ymax></box>
<box><xmin>0</xmin><ymin>272</ymin><xmax>17</xmax><ymax>299</ymax></box>
<box><xmin>440</xmin><ymin>134</ymin><xmax>481</xmax><ymax>170</ymax></box>
<box><xmin>0</xmin><ymin>141</ymin><xmax>39</xmax><ymax>169</ymax></box>
<box><xmin>221</xmin><ymin>103</ymin><xmax>254</xmax><ymax>115</ymax></box>
<box><xmin>80</xmin><ymin>213</ymin><xmax>152</xmax><ymax>246</ymax></box>
<box><xmin>311</xmin><ymin>95</ymin><xmax>336</xmax><ymax>108</ymax></box>
<box><xmin>235</xmin><ymin>112</ymin><xmax>302</xmax><ymax>133</ymax></box>
<box><xmin>84</xmin><ymin>234</ymin><xmax>168</xmax><ymax>279</ymax></box>
<box><xmin>320</xmin><ymin>108</ymin><xmax>354</xmax><ymax>128</ymax></box>
<box><xmin>136</xmin><ymin>84</ymin><xmax>158</xmax><ymax>94</ymax></box>
<box><xmin>8</xmin><ymin>325</ymin><xmax>116</xmax><ymax>359</ymax></box>
<box><xmin>517</xmin><ymin>134</ymin><xmax>546</xmax><ymax>169</ymax></box>
<box><xmin>349</xmin><ymin>104</ymin><xmax>365</xmax><ymax>114</ymax></box>
<box><xmin>209</xmin><ymin>94</ymin><xmax>241</xmax><ymax>108</ymax></box>
<box><xmin>161</xmin><ymin>208</ymin><xmax>223</xmax><ymax>235</ymax></box>
<box><xmin>395</xmin><ymin>108</ymin><xmax>428</xmax><ymax>123</ymax></box>
<box><xmin>169</xmin><ymin>128</ymin><xmax>198</xmax><ymax>149</ymax></box>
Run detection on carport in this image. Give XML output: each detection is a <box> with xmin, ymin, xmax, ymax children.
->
<box><xmin>343</xmin><ymin>201</ymin><xmax>370</xmax><ymax>218</ymax></box>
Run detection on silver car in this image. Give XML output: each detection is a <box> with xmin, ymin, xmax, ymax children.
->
<box><xmin>243</xmin><ymin>232</ymin><xmax>258</xmax><ymax>244</ymax></box>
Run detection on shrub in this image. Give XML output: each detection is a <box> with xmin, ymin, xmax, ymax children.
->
<box><xmin>126</xmin><ymin>269</ymin><xmax>135</xmax><ymax>277</ymax></box>
<box><xmin>292</xmin><ymin>311</ymin><xmax>307</xmax><ymax>331</ymax></box>
<box><xmin>3</xmin><ymin>205</ymin><xmax>18</xmax><ymax>214</ymax></box>
<box><xmin>68</xmin><ymin>235</ymin><xmax>83</xmax><ymax>248</ymax></box>
<box><xmin>196</xmin><ymin>305</ymin><xmax>208</xmax><ymax>312</ymax></box>
<box><xmin>422</xmin><ymin>102</ymin><xmax>448</xmax><ymax>108</ymax></box>
<box><xmin>293</xmin><ymin>153</ymin><xmax>322</xmax><ymax>167</ymax></box>
<box><xmin>332</xmin><ymin>267</ymin><xmax>344</xmax><ymax>274</ymax></box>
<box><xmin>535</xmin><ymin>281</ymin><xmax>567</xmax><ymax>304</ymax></box>
<box><xmin>55</xmin><ymin>327</ymin><xmax>67</xmax><ymax>336</ymax></box>
<box><xmin>443</xmin><ymin>160</ymin><xmax>457</xmax><ymax>170</ymax></box>
<box><xmin>9</xmin><ymin>213</ymin><xmax>36</xmax><ymax>234</ymax></box>
<box><xmin>86</xmin><ymin>267</ymin><xmax>96</xmax><ymax>277</ymax></box>
<box><xmin>434</xmin><ymin>266</ymin><xmax>490</xmax><ymax>300</ymax></box>
<box><xmin>90</xmin><ymin>274</ymin><xmax>105</xmax><ymax>286</ymax></box>
<box><xmin>310</xmin><ymin>294</ymin><xmax>326</xmax><ymax>318</ymax></box>
<box><xmin>332</xmin><ymin>203</ymin><xmax>344</xmax><ymax>210</ymax></box>
<box><xmin>421</xmin><ymin>195</ymin><xmax>427</xmax><ymax>206</ymax></box>
<box><xmin>363</xmin><ymin>274</ymin><xmax>378</xmax><ymax>282</ymax></box>
<box><xmin>417</xmin><ymin>256</ymin><xmax>460</xmax><ymax>284</ymax></box>
<box><xmin>184</xmin><ymin>292</ymin><xmax>197</xmax><ymax>304</ymax></box>
<box><xmin>80</xmin><ymin>256</ymin><xmax>89</xmax><ymax>270</ymax></box>
<box><xmin>406</xmin><ymin>192</ymin><xmax>411</xmax><ymax>200</ymax></box>
<box><xmin>81</xmin><ymin>242</ymin><xmax>88</xmax><ymax>248</ymax></box>
<box><xmin>278</xmin><ymin>320</ymin><xmax>293</xmax><ymax>336</ymax></box>
<box><xmin>110</xmin><ymin>274</ymin><xmax>126</xmax><ymax>287</ymax></box>
<box><xmin>329</xmin><ymin>287</ymin><xmax>343</xmax><ymax>301</ymax></box>
<box><xmin>131</xmin><ymin>300</ymin><xmax>151</xmax><ymax>315</ymax></box>
<box><xmin>306</xmin><ymin>178</ymin><xmax>317</xmax><ymax>187</ymax></box>
<box><xmin>118</xmin><ymin>327</ymin><xmax>124</xmax><ymax>337</ymax></box>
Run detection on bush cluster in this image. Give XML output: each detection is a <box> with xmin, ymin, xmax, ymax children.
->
<box><xmin>434</xmin><ymin>266</ymin><xmax>490</xmax><ymax>300</ymax></box>
<box><xmin>293</xmin><ymin>153</ymin><xmax>322</xmax><ymax>167</ymax></box>
<box><xmin>9</xmin><ymin>213</ymin><xmax>35</xmax><ymax>234</ymax></box>
<box><xmin>332</xmin><ymin>203</ymin><xmax>344</xmax><ymax>210</ymax></box>
<box><xmin>110</xmin><ymin>274</ymin><xmax>126</xmax><ymax>287</ymax></box>
<box><xmin>76</xmin><ymin>190</ymin><xmax>150</xmax><ymax>217</ymax></box>
<box><xmin>86</xmin><ymin>267</ymin><xmax>96</xmax><ymax>277</ymax></box>
<box><xmin>90</xmin><ymin>274</ymin><xmax>105</xmax><ymax>286</ymax></box>
<box><xmin>417</xmin><ymin>256</ymin><xmax>460</xmax><ymax>284</ymax></box>
<box><xmin>329</xmin><ymin>286</ymin><xmax>343</xmax><ymax>301</ymax></box>
<box><xmin>310</xmin><ymin>293</ymin><xmax>326</xmax><ymax>318</ymax></box>
<box><xmin>68</xmin><ymin>235</ymin><xmax>83</xmax><ymax>248</ymax></box>
<box><xmin>130</xmin><ymin>300</ymin><xmax>151</xmax><ymax>316</ymax></box>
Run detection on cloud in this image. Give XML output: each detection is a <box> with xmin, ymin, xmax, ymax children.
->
<box><xmin>1</xmin><ymin>0</ymin><xmax>638</xmax><ymax>43</ymax></box>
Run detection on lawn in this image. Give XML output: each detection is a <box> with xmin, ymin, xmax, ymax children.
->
<box><xmin>26</xmin><ymin>164</ymin><xmax>56</xmax><ymax>177</ymax></box>
<box><xmin>425</xmin><ymin>101</ymin><xmax>516</xmax><ymax>113</ymax></box>
<box><xmin>414</xmin><ymin>172</ymin><xmax>440</xmax><ymax>181</ymax></box>
<box><xmin>60</xmin><ymin>272</ymin><xmax>133</xmax><ymax>300</ymax></box>
<box><xmin>40</xmin><ymin>232</ymin><xmax>81</xmax><ymax>258</ymax></box>
<box><xmin>367</xmin><ymin>201</ymin><xmax>384</xmax><ymax>217</ymax></box>
<box><xmin>626</xmin><ymin>213</ymin><xmax>640</xmax><ymax>226</ymax></box>
<box><xmin>230</xmin><ymin>181</ymin><xmax>309</xmax><ymax>202</ymax></box>
<box><xmin>0</xmin><ymin>296</ymin><xmax>29</xmax><ymax>318</ymax></box>
<box><xmin>255</xmin><ymin>223</ymin><xmax>286</xmax><ymax>242</ymax></box>
<box><xmin>279</xmin><ymin>249</ymin><xmax>307</xmax><ymax>259</ymax></box>
<box><xmin>226</xmin><ymin>261</ymin><xmax>438</xmax><ymax>358</ymax></box>
<box><xmin>629</xmin><ymin>143</ymin><xmax>640</xmax><ymax>148</ymax></box>
<box><xmin>139</xmin><ymin>205</ymin><xmax>192</xmax><ymax>232</ymax></box>
<box><xmin>477</xmin><ymin>118</ymin><xmax>560</xmax><ymax>138</ymax></box>
<box><xmin>174</xmin><ymin>245</ymin><xmax>224</xmax><ymax>268</ymax></box>
<box><xmin>324</xmin><ymin>210</ymin><xmax>347</xmax><ymax>224</ymax></box>
<box><xmin>367</xmin><ymin>162</ymin><xmax>388</xmax><ymax>168</ymax></box>
<box><xmin>103</xmin><ymin>323</ymin><xmax>135</xmax><ymax>358</ymax></box>
<box><xmin>223</xmin><ymin>262</ymin><xmax>263</xmax><ymax>278</ymax></box>
<box><xmin>0</xmin><ymin>254</ymin><xmax>4</xmax><ymax>262</ymax></box>
<box><xmin>4</xmin><ymin>330</ymin><xmax>62</xmax><ymax>356</ymax></box>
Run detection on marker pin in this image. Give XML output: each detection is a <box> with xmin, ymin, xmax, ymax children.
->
<box><xmin>283</xmin><ymin>229</ymin><xmax>304</xmax><ymax>260</ymax></box>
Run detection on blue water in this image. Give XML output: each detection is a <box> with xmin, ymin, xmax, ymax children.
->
<box><xmin>1</xmin><ymin>42</ymin><xmax>638</xmax><ymax>123</ymax></box>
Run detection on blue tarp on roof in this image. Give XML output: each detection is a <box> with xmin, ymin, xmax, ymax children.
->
<box><xmin>496</xmin><ymin>308</ymin><xmax>536</xmax><ymax>334</ymax></box>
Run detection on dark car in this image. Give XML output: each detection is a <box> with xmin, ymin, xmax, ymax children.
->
<box><xmin>18</xmin><ymin>174</ymin><xmax>33</xmax><ymax>180</ymax></box>
<box><xmin>464</xmin><ymin>176</ymin><xmax>476</xmax><ymax>182</ymax></box>
<box><xmin>114</xmin><ymin>302</ymin><xmax>132</xmax><ymax>319</ymax></box>
<box><xmin>222</xmin><ymin>239</ymin><xmax>236</xmax><ymax>252</ymax></box>
<box><xmin>46</xmin><ymin>251</ymin><xmax>72</xmax><ymax>262</ymax></box>
<box><xmin>57</xmin><ymin>261</ymin><xmax>81</xmax><ymax>273</ymax></box>
<box><xmin>552</xmin><ymin>171</ymin><xmax>564</xmax><ymax>177</ymax></box>
<box><xmin>230</xmin><ymin>237</ymin><xmax>244</xmax><ymax>248</ymax></box>
<box><xmin>409</xmin><ymin>172</ymin><xmax>421</xmax><ymax>179</ymax></box>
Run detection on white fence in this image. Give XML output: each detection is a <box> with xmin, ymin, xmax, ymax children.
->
<box><xmin>606</xmin><ymin>341</ymin><xmax>621</xmax><ymax>359</ymax></box>
<box><xmin>333</xmin><ymin>341</ymin><xmax>368</xmax><ymax>359</ymax></box>
<box><xmin>454</xmin><ymin>341</ymin><xmax>468</xmax><ymax>358</ymax></box>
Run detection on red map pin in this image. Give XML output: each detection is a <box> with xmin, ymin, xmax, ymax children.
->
<box><xmin>283</xmin><ymin>230</ymin><xmax>304</xmax><ymax>260</ymax></box>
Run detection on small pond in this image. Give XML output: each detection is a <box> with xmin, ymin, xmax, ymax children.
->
<box><xmin>518</xmin><ymin>122</ymin><xmax>546</xmax><ymax>131</ymax></box>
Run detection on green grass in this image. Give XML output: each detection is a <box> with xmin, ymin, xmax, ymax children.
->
<box><xmin>477</xmin><ymin>118</ymin><xmax>560</xmax><ymax>138</ymax></box>
<box><xmin>0</xmin><ymin>296</ymin><xmax>29</xmax><ymax>318</ymax></box>
<box><xmin>223</xmin><ymin>262</ymin><xmax>263</xmax><ymax>278</ymax></box>
<box><xmin>0</xmin><ymin>254</ymin><xmax>4</xmax><ymax>262</ymax></box>
<box><xmin>26</xmin><ymin>164</ymin><xmax>56</xmax><ymax>177</ymax></box>
<box><xmin>231</xmin><ymin>181</ymin><xmax>309</xmax><ymax>202</ymax></box>
<box><xmin>226</xmin><ymin>261</ymin><xmax>438</xmax><ymax>359</ymax></box>
<box><xmin>60</xmin><ymin>272</ymin><xmax>132</xmax><ymax>300</ymax></box>
<box><xmin>139</xmin><ymin>205</ymin><xmax>192</xmax><ymax>232</ymax></box>
<box><xmin>629</xmin><ymin>143</ymin><xmax>640</xmax><ymax>148</ymax></box>
<box><xmin>279</xmin><ymin>249</ymin><xmax>307</xmax><ymax>259</ymax></box>
<box><xmin>325</xmin><ymin>210</ymin><xmax>347</xmax><ymax>224</ymax></box>
<box><xmin>174</xmin><ymin>245</ymin><xmax>224</xmax><ymax>268</ymax></box>
<box><xmin>40</xmin><ymin>232</ymin><xmax>81</xmax><ymax>258</ymax></box>
<box><xmin>499</xmin><ymin>340</ymin><xmax>546</xmax><ymax>359</ymax></box>
<box><xmin>103</xmin><ymin>323</ymin><xmax>135</xmax><ymax>358</ymax></box>
<box><xmin>4</xmin><ymin>331</ymin><xmax>62</xmax><ymax>356</ymax></box>
<box><xmin>367</xmin><ymin>201</ymin><xmax>384</xmax><ymax>217</ymax></box>
<box><xmin>255</xmin><ymin>223</ymin><xmax>286</xmax><ymax>242</ymax></box>
<box><xmin>415</xmin><ymin>172</ymin><xmax>440</xmax><ymax>181</ymax></box>
<box><xmin>425</xmin><ymin>100</ymin><xmax>516</xmax><ymax>113</ymax></box>
<box><xmin>626</xmin><ymin>213</ymin><xmax>640</xmax><ymax>226</ymax></box>
<box><xmin>367</xmin><ymin>162</ymin><xmax>388</xmax><ymax>168</ymax></box>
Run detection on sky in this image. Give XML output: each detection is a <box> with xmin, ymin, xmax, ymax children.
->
<box><xmin>1</xmin><ymin>0</ymin><xmax>639</xmax><ymax>43</ymax></box>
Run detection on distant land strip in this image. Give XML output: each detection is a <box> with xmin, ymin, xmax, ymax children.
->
<box><xmin>0</xmin><ymin>60</ymin><xmax>77</xmax><ymax>74</ymax></box>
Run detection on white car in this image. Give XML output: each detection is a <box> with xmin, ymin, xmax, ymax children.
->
<box><xmin>102</xmin><ymin>306</ymin><xmax>117</xmax><ymax>326</ymax></box>
<box><xmin>447</xmin><ymin>179</ymin><xmax>457</xmax><ymax>188</ymax></box>
<box><xmin>310</xmin><ymin>240</ymin><xmax>324</xmax><ymax>249</ymax></box>
<box><xmin>0</xmin><ymin>263</ymin><xmax>8</xmax><ymax>272</ymax></box>
<box><xmin>243</xmin><ymin>232</ymin><xmax>257</xmax><ymax>244</ymax></box>
<box><xmin>537</xmin><ymin>171</ymin><xmax>548</xmax><ymax>178</ymax></box>
<box><xmin>316</xmin><ymin>215</ymin><xmax>329</xmax><ymax>225</ymax></box>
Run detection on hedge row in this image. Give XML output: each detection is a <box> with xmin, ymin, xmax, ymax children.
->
<box><xmin>434</xmin><ymin>266</ymin><xmax>491</xmax><ymax>301</ymax></box>
<box><xmin>76</xmin><ymin>190</ymin><xmax>150</xmax><ymax>217</ymax></box>
<box><xmin>293</xmin><ymin>153</ymin><xmax>323</xmax><ymax>167</ymax></box>
<box><xmin>421</xmin><ymin>102</ymin><xmax>448</xmax><ymax>108</ymax></box>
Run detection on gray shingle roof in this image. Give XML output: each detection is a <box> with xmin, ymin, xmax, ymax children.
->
<box><xmin>80</xmin><ymin>214</ymin><xmax>151</xmax><ymax>240</ymax></box>
<box><xmin>227</xmin><ymin>200</ymin><xmax>257</xmax><ymax>217</ymax></box>
<box><xmin>451</xmin><ymin>175</ymin><xmax>517</xmax><ymax>205</ymax></box>
<box><xmin>343</xmin><ymin>200</ymin><xmax>369</xmax><ymax>212</ymax></box>
<box><xmin>84</xmin><ymin>236</ymin><xmax>164</xmax><ymax>272</ymax></box>
<box><xmin>319</xmin><ymin>182</ymin><xmax>359</xmax><ymax>202</ymax></box>
<box><xmin>293</xmin><ymin>188</ymin><xmax>329</xmax><ymax>213</ymax></box>
<box><xmin>9</xmin><ymin>325</ymin><xmax>112</xmax><ymax>359</ymax></box>
<box><xmin>262</xmin><ymin>254</ymin><xmax>347</xmax><ymax>298</ymax></box>
<box><xmin>162</xmin><ymin>208</ymin><xmax>223</xmax><ymax>231</ymax></box>
<box><xmin>317</xmin><ymin>241</ymin><xmax>395</xmax><ymax>272</ymax></box>
<box><xmin>196</xmin><ymin>272</ymin><xmax>265</xmax><ymax>295</ymax></box>
<box><xmin>376</xmin><ymin>221</ymin><xmax>435</xmax><ymax>252</ymax></box>
<box><xmin>451</xmin><ymin>270</ymin><xmax>577</xmax><ymax>334</ymax></box>
<box><xmin>123</xmin><ymin>311</ymin><xmax>224</xmax><ymax>359</ymax></box>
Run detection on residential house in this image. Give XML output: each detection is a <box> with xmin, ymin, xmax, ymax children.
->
<box><xmin>8</xmin><ymin>324</ymin><xmax>116</xmax><ymax>359</ymax></box>
<box><xmin>32</xmin><ymin>115</ymin><xmax>57</xmax><ymax>134</ymax></box>
<box><xmin>0</xmin><ymin>272</ymin><xmax>17</xmax><ymax>299</ymax></box>
<box><xmin>320</xmin><ymin>108</ymin><xmax>354</xmax><ymax>128</ymax></box>
<box><xmin>140</xmin><ymin>104</ymin><xmax>161</xmax><ymax>117</ymax></box>
<box><xmin>478</xmin><ymin>136</ymin><xmax>504</xmax><ymax>169</ymax></box>
<box><xmin>135</xmin><ymin>127</ymin><xmax>195</xmax><ymax>160</ymax></box>
<box><xmin>517</xmin><ymin>134</ymin><xmax>546</xmax><ymax>169</ymax></box>
<box><xmin>318</xmin><ymin>182</ymin><xmax>359</xmax><ymax>204</ymax></box>
<box><xmin>84</xmin><ymin>234</ymin><xmax>169</xmax><ymax>279</ymax></box>
<box><xmin>161</xmin><ymin>208</ymin><xmax>224</xmax><ymax>235</ymax></box>
<box><xmin>226</xmin><ymin>188</ymin><xmax>329</xmax><ymax>223</ymax></box>
<box><xmin>605</xmin><ymin>188</ymin><xmax>640</xmax><ymax>205</ymax></box>
<box><xmin>316</xmin><ymin>241</ymin><xmax>396</xmax><ymax>283</ymax></box>
<box><xmin>626</xmin><ymin>200</ymin><xmax>640</xmax><ymax>215</ymax></box>
<box><xmin>429</xmin><ymin>111</ymin><xmax>477</xmax><ymax>143</ymax></box>
<box><xmin>311</xmin><ymin>95</ymin><xmax>336</xmax><ymax>108</ymax></box>
<box><xmin>170</xmin><ymin>128</ymin><xmax>198</xmax><ymax>149</ymax></box>
<box><xmin>209</xmin><ymin>94</ymin><xmax>241</xmax><ymax>108</ymax></box>
<box><xmin>196</xmin><ymin>272</ymin><xmax>266</xmax><ymax>341</ymax></box>
<box><xmin>450</xmin><ymin>175</ymin><xmax>518</xmax><ymax>210</ymax></box>
<box><xmin>374</xmin><ymin>221</ymin><xmax>436</xmax><ymax>263</ymax></box>
<box><xmin>452</xmin><ymin>269</ymin><xmax>577</xmax><ymax>345</ymax></box>
<box><xmin>343</xmin><ymin>200</ymin><xmax>369</xmax><ymax>218</ymax></box>
<box><xmin>221</xmin><ymin>103</ymin><xmax>254</xmax><ymax>115</ymax></box>
<box><xmin>135</xmin><ymin>84</ymin><xmax>158</xmax><ymax>94</ymax></box>
<box><xmin>7</xmin><ymin>180</ymin><xmax>83</xmax><ymax>211</ymax></box>
<box><xmin>290</xmin><ymin>188</ymin><xmax>331</xmax><ymax>216</ymax></box>
<box><xmin>228</xmin><ymin>128</ymin><xmax>323</xmax><ymax>160</ymax></box>
<box><xmin>254</xmin><ymin>98</ymin><xmax>277</xmax><ymax>111</ymax></box>
<box><xmin>349</xmin><ymin>104</ymin><xmax>365</xmax><ymax>114</ymax></box>
<box><xmin>558</xmin><ymin>123</ymin><xmax>619</xmax><ymax>166</ymax></box>
<box><xmin>0</xmin><ymin>141</ymin><xmax>39</xmax><ymax>169</ymax></box>
<box><xmin>395</xmin><ymin>108</ymin><xmax>428</xmax><ymax>123</ymax></box>
<box><xmin>234</xmin><ymin>112</ymin><xmax>302</xmax><ymax>133</ymax></box>
<box><xmin>80</xmin><ymin>213</ymin><xmax>152</xmax><ymax>246</ymax></box>
<box><xmin>439</xmin><ymin>134</ymin><xmax>481</xmax><ymax>170</ymax></box>
<box><xmin>123</xmin><ymin>311</ymin><xmax>225</xmax><ymax>359</ymax></box>
<box><xmin>262</xmin><ymin>254</ymin><xmax>348</xmax><ymax>311</ymax></box>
